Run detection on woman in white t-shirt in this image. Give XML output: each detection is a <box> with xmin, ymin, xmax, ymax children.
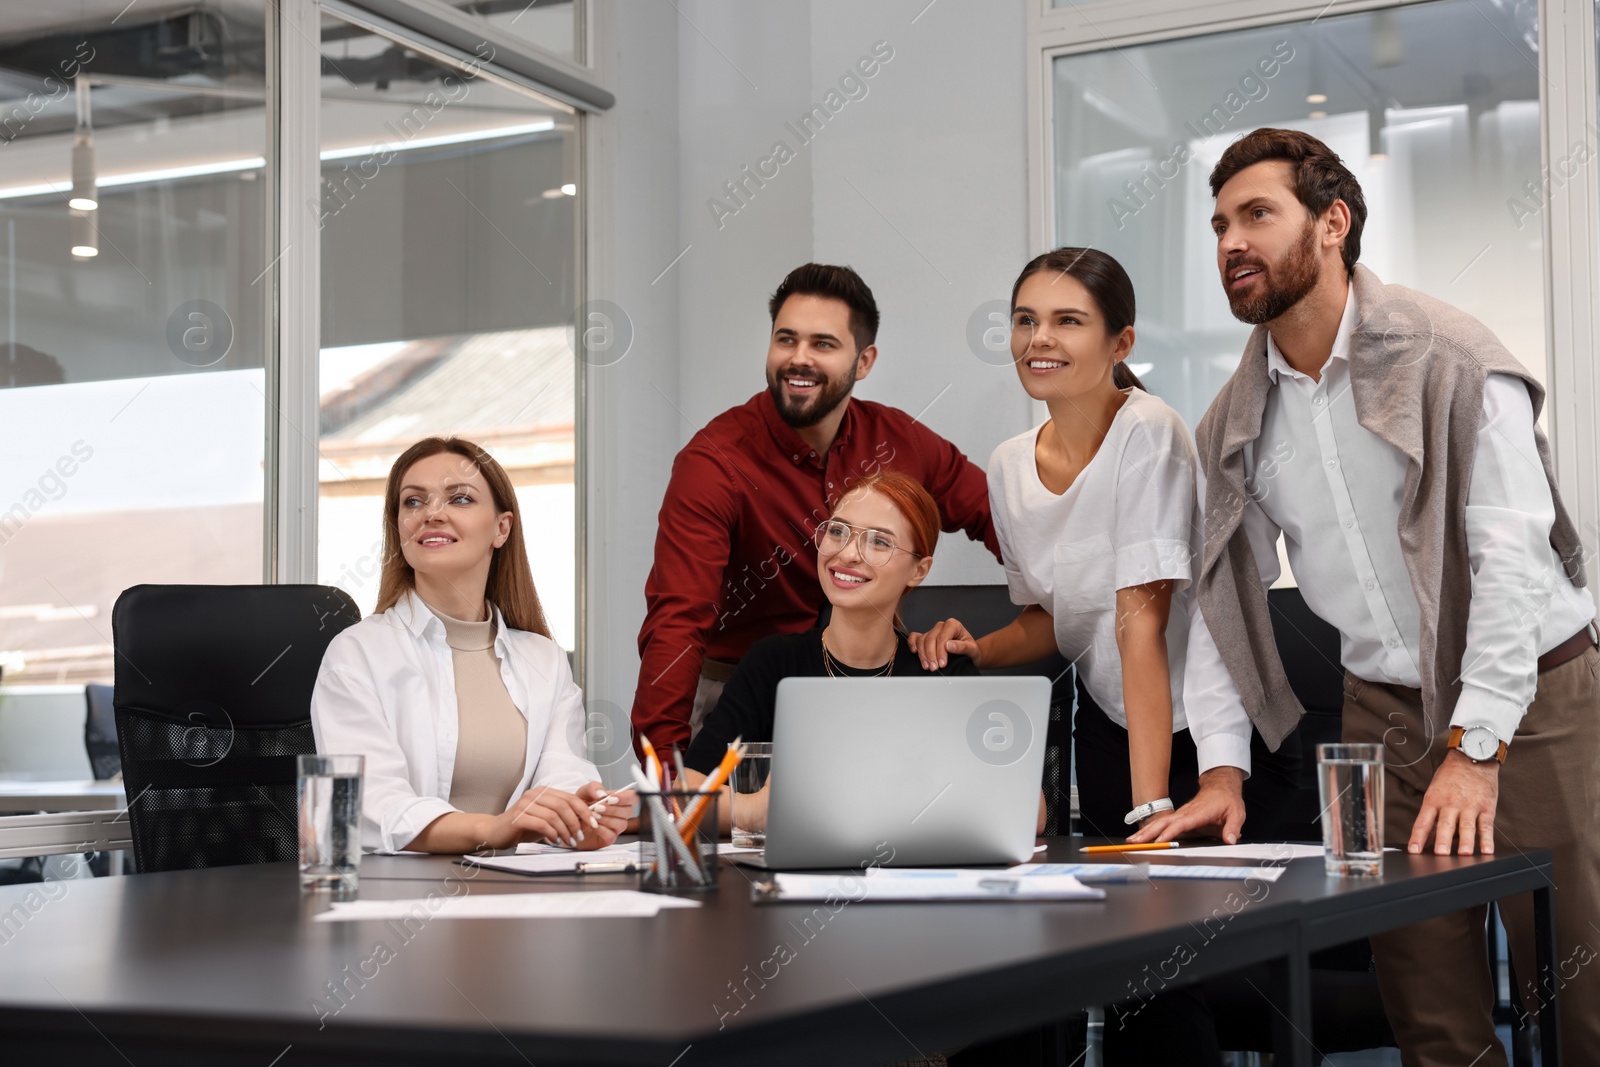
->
<box><xmin>911</xmin><ymin>248</ymin><xmax>1202</xmax><ymax>841</ymax></box>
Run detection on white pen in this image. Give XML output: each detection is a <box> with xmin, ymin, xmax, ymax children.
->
<box><xmin>574</xmin><ymin>861</ymin><xmax>640</xmax><ymax>875</ymax></box>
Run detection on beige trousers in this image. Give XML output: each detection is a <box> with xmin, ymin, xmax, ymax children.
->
<box><xmin>1342</xmin><ymin>647</ymin><xmax>1600</xmax><ymax>1067</ymax></box>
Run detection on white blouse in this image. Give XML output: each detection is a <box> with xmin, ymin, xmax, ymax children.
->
<box><xmin>310</xmin><ymin>590</ymin><xmax>599</xmax><ymax>853</ymax></box>
<box><xmin>987</xmin><ymin>388</ymin><xmax>1199</xmax><ymax>731</ymax></box>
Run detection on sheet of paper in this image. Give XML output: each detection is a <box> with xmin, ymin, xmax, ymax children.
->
<box><xmin>1010</xmin><ymin>862</ymin><xmax>1153</xmax><ymax>883</ymax></box>
<box><xmin>1143</xmin><ymin>864</ymin><xmax>1287</xmax><ymax>881</ymax></box>
<box><xmin>1014</xmin><ymin>862</ymin><xmax>1286</xmax><ymax>882</ymax></box>
<box><xmin>763</xmin><ymin>867</ymin><xmax>1104</xmax><ymax>902</ymax></box>
<box><xmin>464</xmin><ymin>844</ymin><xmax>638</xmax><ymax>875</ymax></box>
<box><xmin>1159</xmin><ymin>843</ymin><xmax>1324</xmax><ymax>861</ymax></box>
<box><xmin>481</xmin><ymin>842</ymin><xmax>755</xmax><ymax>874</ymax></box>
<box><xmin>313</xmin><ymin>890</ymin><xmax>700</xmax><ymax>921</ymax></box>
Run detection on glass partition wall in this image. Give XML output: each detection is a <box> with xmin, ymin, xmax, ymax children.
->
<box><xmin>1048</xmin><ymin>0</ymin><xmax>1545</xmax><ymax>433</ymax></box>
<box><xmin>0</xmin><ymin>1</ymin><xmax>589</xmax><ymax>778</ymax></box>
<box><xmin>0</xmin><ymin>3</ymin><xmax>269</xmax><ymax>691</ymax></box>
<box><xmin>315</xmin><ymin>11</ymin><xmax>581</xmax><ymax>647</ymax></box>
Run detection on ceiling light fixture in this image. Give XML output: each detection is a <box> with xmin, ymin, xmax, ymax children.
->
<box><xmin>69</xmin><ymin>76</ymin><xmax>97</xmax><ymax>212</ymax></box>
<box><xmin>70</xmin><ymin>208</ymin><xmax>97</xmax><ymax>258</ymax></box>
<box><xmin>0</xmin><ymin>118</ymin><xmax>561</xmax><ymax>204</ymax></box>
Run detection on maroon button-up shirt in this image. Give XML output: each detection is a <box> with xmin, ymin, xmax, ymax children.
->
<box><xmin>631</xmin><ymin>390</ymin><xmax>1000</xmax><ymax>754</ymax></box>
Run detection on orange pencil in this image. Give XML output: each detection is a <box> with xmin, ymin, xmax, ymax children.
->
<box><xmin>678</xmin><ymin>739</ymin><xmax>743</xmax><ymax>841</ymax></box>
<box><xmin>1082</xmin><ymin>841</ymin><xmax>1182</xmax><ymax>854</ymax></box>
<box><xmin>640</xmin><ymin>736</ymin><xmax>663</xmax><ymax>790</ymax></box>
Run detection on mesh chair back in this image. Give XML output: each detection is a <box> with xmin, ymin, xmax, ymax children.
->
<box><xmin>84</xmin><ymin>683</ymin><xmax>120</xmax><ymax>780</ymax></box>
<box><xmin>111</xmin><ymin>584</ymin><xmax>361</xmax><ymax>873</ymax></box>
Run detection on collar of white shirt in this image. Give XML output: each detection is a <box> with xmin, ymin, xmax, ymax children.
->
<box><xmin>1264</xmin><ymin>279</ymin><xmax>1358</xmax><ymax>384</ymax></box>
<box><xmin>395</xmin><ymin>588</ymin><xmax>513</xmax><ymax>658</ymax></box>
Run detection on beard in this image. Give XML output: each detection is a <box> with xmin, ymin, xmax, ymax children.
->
<box><xmin>1225</xmin><ymin>220</ymin><xmax>1321</xmax><ymax>326</ymax></box>
<box><xmin>767</xmin><ymin>355</ymin><xmax>860</xmax><ymax>429</ymax></box>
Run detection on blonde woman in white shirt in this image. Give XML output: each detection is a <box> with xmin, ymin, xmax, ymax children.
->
<box><xmin>911</xmin><ymin>248</ymin><xmax>1202</xmax><ymax>839</ymax></box>
<box><xmin>311</xmin><ymin>436</ymin><xmax>631</xmax><ymax>855</ymax></box>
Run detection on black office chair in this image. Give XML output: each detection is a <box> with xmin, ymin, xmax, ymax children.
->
<box><xmin>111</xmin><ymin>584</ymin><xmax>362</xmax><ymax>874</ymax></box>
<box><xmin>84</xmin><ymin>683</ymin><xmax>120</xmax><ymax>780</ymax></box>
<box><xmin>1262</xmin><ymin>586</ymin><xmax>1345</xmax><ymax>842</ymax></box>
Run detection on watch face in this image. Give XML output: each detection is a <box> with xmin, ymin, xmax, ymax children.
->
<box><xmin>1462</xmin><ymin>728</ymin><xmax>1498</xmax><ymax>761</ymax></box>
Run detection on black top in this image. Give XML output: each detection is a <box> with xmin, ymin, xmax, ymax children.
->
<box><xmin>684</xmin><ymin>627</ymin><xmax>979</xmax><ymax>772</ymax></box>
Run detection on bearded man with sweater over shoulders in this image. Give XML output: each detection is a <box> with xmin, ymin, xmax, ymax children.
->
<box><xmin>1132</xmin><ymin>128</ymin><xmax>1600</xmax><ymax>1066</ymax></box>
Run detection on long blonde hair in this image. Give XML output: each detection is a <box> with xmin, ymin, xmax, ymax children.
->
<box><xmin>374</xmin><ymin>436</ymin><xmax>551</xmax><ymax>638</ymax></box>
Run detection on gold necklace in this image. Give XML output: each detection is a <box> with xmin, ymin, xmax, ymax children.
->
<box><xmin>820</xmin><ymin>630</ymin><xmax>895</xmax><ymax>678</ymax></box>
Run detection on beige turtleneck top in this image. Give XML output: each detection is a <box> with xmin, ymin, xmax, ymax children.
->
<box><xmin>428</xmin><ymin>601</ymin><xmax>529</xmax><ymax>815</ymax></box>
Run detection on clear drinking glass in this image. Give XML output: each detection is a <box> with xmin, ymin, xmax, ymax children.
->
<box><xmin>730</xmin><ymin>742</ymin><xmax>772</xmax><ymax>849</ymax></box>
<box><xmin>298</xmin><ymin>754</ymin><xmax>364</xmax><ymax>891</ymax></box>
<box><xmin>1317</xmin><ymin>743</ymin><xmax>1384</xmax><ymax>877</ymax></box>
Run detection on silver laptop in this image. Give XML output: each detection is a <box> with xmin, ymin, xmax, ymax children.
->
<box><xmin>738</xmin><ymin>676</ymin><xmax>1050</xmax><ymax>870</ymax></box>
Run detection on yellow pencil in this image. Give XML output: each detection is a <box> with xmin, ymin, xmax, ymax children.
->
<box><xmin>1082</xmin><ymin>841</ymin><xmax>1182</xmax><ymax>854</ymax></box>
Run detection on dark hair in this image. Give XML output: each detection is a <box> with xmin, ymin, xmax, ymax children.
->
<box><xmin>1010</xmin><ymin>247</ymin><xmax>1146</xmax><ymax>392</ymax></box>
<box><xmin>1208</xmin><ymin>128</ymin><xmax>1367</xmax><ymax>273</ymax></box>
<box><xmin>768</xmin><ymin>263</ymin><xmax>880</xmax><ymax>353</ymax></box>
<box><xmin>375</xmin><ymin>436</ymin><xmax>551</xmax><ymax>637</ymax></box>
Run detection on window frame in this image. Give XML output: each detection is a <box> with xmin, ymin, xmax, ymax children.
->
<box><xmin>264</xmin><ymin>0</ymin><xmax>605</xmax><ymax>684</ymax></box>
<box><xmin>1025</xmin><ymin>0</ymin><xmax>1600</xmax><ymax>562</ymax></box>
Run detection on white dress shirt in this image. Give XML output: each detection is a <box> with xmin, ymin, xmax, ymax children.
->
<box><xmin>310</xmin><ymin>590</ymin><xmax>599</xmax><ymax>852</ymax></box>
<box><xmin>1185</xmin><ymin>284</ymin><xmax>1595</xmax><ymax>775</ymax></box>
<box><xmin>988</xmin><ymin>388</ymin><xmax>1198</xmax><ymax>730</ymax></box>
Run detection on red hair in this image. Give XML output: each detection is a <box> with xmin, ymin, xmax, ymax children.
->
<box><xmin>829</xmin><ymin>470</ymin><xmax>939</xmax><ymax>630</ymax></box>
<box><xmin>834</xmin><ymin>469</ymin><xmax>940</xmax><ymax>558</ymax></box>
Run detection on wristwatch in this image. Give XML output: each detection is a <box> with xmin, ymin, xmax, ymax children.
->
<box><xmin>1447</xmin><ymin>725</ymin><xmax>1508</xmax><ymax>765</ymax></box>
<box><xmin>1124</xmin><ymin>797</ymin><xmax>1174</xmax><ymax>826</ymax></box>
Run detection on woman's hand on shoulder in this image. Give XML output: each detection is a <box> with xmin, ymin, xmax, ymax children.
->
<box><xmin>908</xmin><ymin>617</ymin><xmax>982</xmax><ymax>671</ymax></box>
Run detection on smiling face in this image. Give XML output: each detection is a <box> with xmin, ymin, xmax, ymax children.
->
<box><xmin>765</xmin><ymin>294</ymin><xmax>875</xmax><ymax>429</ymax></box>
<box><xmin>396</xmin><ymin>452</ymin><xmax>512</xmax><ymax>588</ymax></box>
<box><xmin>1009</xmin><ymin>270</ymin><xmax>1134</xmax><ymax>405</ymax></box>
<box><xmin>1212</xmin><ymin>159</ymin><xmax>1326</xmax><ymax>325</ymax></box>
<box><xmin>814</xmin><ymin>485</ymin><xmax>932</xmax><ymax>620</ymax></box>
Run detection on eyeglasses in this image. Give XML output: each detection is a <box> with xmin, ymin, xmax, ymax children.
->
<box><xmin>812</xmin><ymin>519</ymin><xmax>921</xmax><ymax>567</ymax></box>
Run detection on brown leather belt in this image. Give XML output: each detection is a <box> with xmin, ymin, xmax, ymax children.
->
<box><xmin>699</xmin><ymin>657</ymin><xmax>738</xmax><ymax>684</ymax></box>
<box><xmin>1537</xmin><ymin>623</ymin><xmax>1598</xmax><ymax>673</ymax></box>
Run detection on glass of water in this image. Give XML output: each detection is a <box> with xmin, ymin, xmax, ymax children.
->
<box><xmin>298</xmin><ymin>754</ymin><xmax>364</xmax><ymax>892</ymax></box>
<box><xmin>730</xmin><ymin>742</ymin><xmax>772</xmax><ymax>849</ymax></box>
<box><xmin>1317</xmin><ymin>743</ymin><xmax>1384</xmax><ymax>877</ymax></box>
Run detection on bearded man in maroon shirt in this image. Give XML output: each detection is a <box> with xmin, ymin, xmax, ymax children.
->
<box><xmin>631</xmin><ymin>263</ymin><xmax>1001</xmax><ymax>756</ymax></box>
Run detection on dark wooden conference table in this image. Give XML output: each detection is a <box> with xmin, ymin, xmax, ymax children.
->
<box><xmin>0</xmin><ymin>839</ymin><xmax>1560</xmax><ymax>1067</ymax></box>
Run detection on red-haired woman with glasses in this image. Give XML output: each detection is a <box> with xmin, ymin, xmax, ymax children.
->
<box><xmin>682</xmin><ymin>470</ymin><xmax>1039</xmax><ymax>836</ymax></box>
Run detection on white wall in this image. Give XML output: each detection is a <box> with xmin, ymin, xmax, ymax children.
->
<box><xmin>585</xmin><ymin>0</ymin><xmax>1030</xmax><ymax>748</ymax></box>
